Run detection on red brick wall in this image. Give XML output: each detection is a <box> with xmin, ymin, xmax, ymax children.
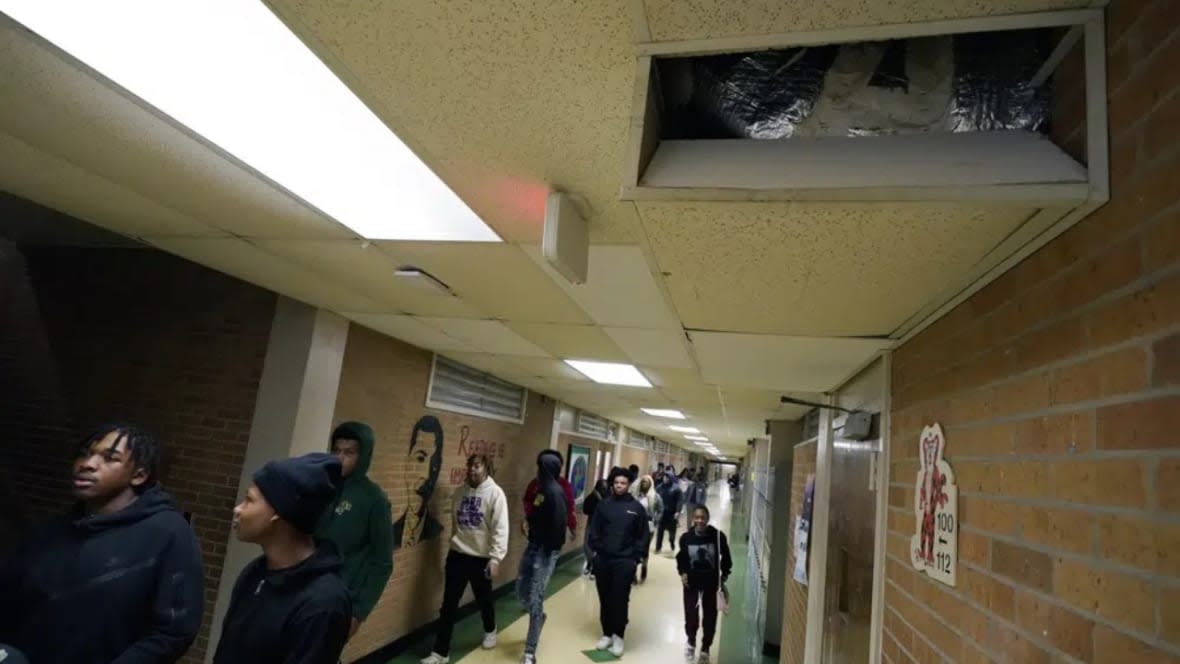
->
<box><xmin>885</xmin><ymin>3</ymin><xmax>1180</xmax><ymax>662</ymax></box>
<box><xmin>783</xmin><ymin>441</ymin><xmax>817</xmax><ymax>664</ymax></box>
<box><xmin>0</xmin><ymin>245</ymin><xmax>275</xmax><ymax>663</ymax></box>
<box><xmin>331</xmin><ymin>325</ymin><xmax>561</xmax><ymax>662</ymax></box>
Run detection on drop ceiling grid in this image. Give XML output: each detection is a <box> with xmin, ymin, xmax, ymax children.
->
<box><xmin>636</xmin><ymin>202</ymin><xmax>1036</xmax><ymax>336</ymax></box>
<box><xmin>145</xmin><ymin>238</ymin><xmax>387</xmax><ymax>312</ymax></box>
<box><xmin>378</xmin><ymin>241</ymin><xmax>593</xmax><ymax>325</ymax></box>
<box><xmin>252</xmin><ymin>239</ymin><xmax>491</xmax><ymax>318</ymax></box>
<box><xmin>0</xmin><ymin>131</ymin><xmax>227</xmax><ymax>239</ymax></box>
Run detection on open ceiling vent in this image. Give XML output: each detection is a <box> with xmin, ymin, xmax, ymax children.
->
<box><xmin>622</xmin><ymin>9</ymin><xmax>1108</xmax><ymax>206</ymax></box>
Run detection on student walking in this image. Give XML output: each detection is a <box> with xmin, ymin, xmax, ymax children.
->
<box><xmin>214</xmin><ymin>453</ymin><xmax>352</xmax><ymax>664</ymax></box>
<box><xmin>522</xmin><ymin>449</ymin><xmax>577</xmax><ymax>543</ymax></box>
<box><xmin>421</xmin><ymin>454</ymin><xmax>510</xmax><ymax>664</ymax></box>
<box><xmin>0</xmin><ymin>424</ymin><xmax>204</xmax><ymax>664</ymax></box>
<box><xmin>677</xmin><ymin>506</ymin><xmax>732</xmax><ymax>664</ymax></box>
<box><xmin>317</xmin><ymin>422</ymin><xmax>394</xmax><ymax>640</ymax></box>
<box><xmin>634</xmin><ymin>474</ymin><xmax>663</xmax><ymax>583</ymax></box>
<box><xmin>588</xmin><ymin>467</ymin><xmax>649</xmax><ymax>657</ymax></box>
<box><xmin>516</xmin><ymin>452</ymin><xmax>568</xmax><ymax>664</ymax></box>
<box><xmin>655</xmin><ymin>472</ymin><xmax>683</xmax><ymax>554</ymax></box>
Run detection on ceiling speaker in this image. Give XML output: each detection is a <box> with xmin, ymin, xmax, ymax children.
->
<box><xmin>542</xmin><ymin>191</ymin><xmax>588</xmax><ymax>284</ymax></box>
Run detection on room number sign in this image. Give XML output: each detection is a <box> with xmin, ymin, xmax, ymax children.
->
<box><xmin>910</xmin><ymin>423</ymin><xmax>958</xmax><ymax>587</ymax></box>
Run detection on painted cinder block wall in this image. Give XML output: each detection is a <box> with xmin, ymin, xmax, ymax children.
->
<box><xmin>885</xmin><ymin>2</ymin><xmax>1180</xmax><ymax>661</ymax></box>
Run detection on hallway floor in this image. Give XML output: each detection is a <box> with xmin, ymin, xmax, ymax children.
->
<box><xmin>386</xmin><ymin>481</ymin><xmax>748</xmax><ymax>664</ymax></box>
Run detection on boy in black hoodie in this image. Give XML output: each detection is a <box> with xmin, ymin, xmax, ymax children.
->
<box><xmin>515</xmin><ymin>452</ymin><xmax>567</xmax><ymax>664</ymax></box>
<box><xmin>676</xmin><ymin>505</ymin><xmax>732</xmax><ymax>664</ymax></box>
<box><xmin>214</xmin><ymin>453</ymin><xmax>351</xmax><ymax>664</ymax></box>
<box><xmin>0</xmin><ymin>424</ymin><xmax>204</xmax><ymax>664</ymax></box>
<box><xmin>588</xmin><ymin>467</ymin><xmax>649</xmax><ymax>658</ymax></box>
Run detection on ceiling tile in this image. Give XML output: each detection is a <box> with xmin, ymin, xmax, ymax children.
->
<box><xmin>645</xmin><ymin>368</ymin><xmax>704</xmax><ymax>388</ymax></box>
<box><xmin>604</xmin><ymin>327</ymin><xmax>695</xmax><ymax>369</ymax></box>
<box><xmin>380</xmin><ymin>242</ymin><xmax>592</xmax><ymax>324</ymax></box>
<box><xmin>254</xmin><ymin>240</ymin><xmax>487</xmax><ymax>318</ymax></box>
<box><xmin>638</xmin><ymin>202</ymin><xmax>1032</xmax><ymax>336</ymax></box>
<box><xmin>689</xmin><ymin>331</ymin><xmax>891</xmax><ymax>392</ymax></box>
<box><xmin>145</xmin><ymin>238</ymin><xmax>385</xmax><ymax>312</ymax></box>
<box><xmin>507</xmin><ymin>323</ymin><xmax>629</xmax><ymax>362</ymax></box>
<box><xmin>418</xmin><ymin>318</ymin><xmax>549</xmax><ymax>357</ymax></box>
<box><xmin>522</xmin><ymin>245</ymin><xmax>680</xmax><ymax>329</ymax></box>
<box><xmin>436</xmin><ymin>352</ymin><xmax>530</xmax><ymax>376</ymax></box>
<box><xmin>501</xmin><ymin>357</ymin><xmax>590</xmax><ymax>382</ymax></box>
<box><xmin>342</xmin><ymin>313</ymin><xmax>478</xmax><ymax>352</ymax></box>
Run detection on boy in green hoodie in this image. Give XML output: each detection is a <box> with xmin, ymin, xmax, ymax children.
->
<box><xmin>317</xmin><ymin>421</ymin><xmax>395</xmax><ymax>637</ymax></box>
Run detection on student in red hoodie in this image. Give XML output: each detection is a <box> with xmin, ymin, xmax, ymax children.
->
<box><xmin>521</xmin><ymin>449</ymin><xmax>576</xmax><ymax>542</ymax></box>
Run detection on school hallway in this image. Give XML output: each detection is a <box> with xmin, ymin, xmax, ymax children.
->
<box><xmin>384</xmin><ymin>480</ymin><xmax>762</xmax><ymax>664</ymax></box>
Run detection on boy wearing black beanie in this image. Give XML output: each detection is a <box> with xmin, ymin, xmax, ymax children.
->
<box><xmin>214</xmin><ymin>453</ymin><xmax>352</xmax><ymax>664</ymax></box>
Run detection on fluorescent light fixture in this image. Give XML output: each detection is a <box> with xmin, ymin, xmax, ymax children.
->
<box><xmin>685</xmin><ymin>435</ymin><xmax>709</xmax><ymax>441</ymax></box>
<box><xmin>563</xmin><ymin>360</ymin><xmax>652</xmax><ymax>387</ymax></box>
<box><xmin>2</xmin><ymin>1</ymin><xmax>501</xmax><ymax>242</ymax></box>
<box><xmin>641</xmin><ymin>408</ymin><xmax>686</xmax><ymax>420</ymax></box>
<box><xmin>692</xmin><ymin>441</ymin><xmax>710</xmax><ymax>447</ymax></box>
<box><xmin>669</xmin><ymin>425</ymin><xmax>700</xmax><ymax>434</ymax></box>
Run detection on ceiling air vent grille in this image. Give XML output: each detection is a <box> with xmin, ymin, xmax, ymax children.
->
<box><xmin>427</xmin><ymin>355</ymin><xmax>527</xmax><ymax>424</ymax></box>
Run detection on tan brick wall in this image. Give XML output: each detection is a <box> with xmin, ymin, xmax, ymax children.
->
<box><xmin>332</xmin><ymin>325</ymin><xmax>560</xmax><ymax>662</ymax></box>
<box><xmin>782</xmin><ymin>441</ymin><xmax>817</xmax><ymax>664</ymax></box>
<box><xmin>0</xmin><ymin>245</ymin><xmax>274</xmax><ymax>664</ymax></box>
<box><xmin>885</xmin><ymin>3</ymin><xmax>1180</xmax><ymax>662</ymax></box>
<box><xmin>619</xmin><ymin>444</ymin><xmax>652</xmax><ymax>478</ymax></box>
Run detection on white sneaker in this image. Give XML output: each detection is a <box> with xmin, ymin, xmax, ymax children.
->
<box><xmin>684</xmin><ymin>644</ymin><xmax>696</xmax><ymax>662</ymax></box>
<box><xmin>520</xmin><ymin>654</ymin><xmax>535</xmax><ymax>664</ymax></box>
<box><xmin>596</xmin><ymin>635</ymin><xmax>612</xmax><ymax>650</ymax></box>
<box><xmin>609</xmin><ymin>635</ymin><xmax>625</xmax><ymax>657</ymax></box>
<box><xmin>697</xmin><ymin>651</ymin><xmax>710</xmax><ymax>664</ymax></box>
<box><xmin>482</xmin><ymin>631</ymin><xmax>498</xmax><ymax>649</ymax></box>
<box><xmin>420</xmin><ymin>654</ymin><xmax>449</xmax><ymax>664</ymax></box>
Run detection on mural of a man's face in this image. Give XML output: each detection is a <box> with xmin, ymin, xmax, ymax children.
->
<box><xmin>408</xmin><ymin>416</ymin><xmax>443</xmax><ymax>504</ymax></box>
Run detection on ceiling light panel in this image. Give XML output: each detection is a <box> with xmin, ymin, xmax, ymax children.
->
<box><xmin>641</xmin><ymin>408</ymin><xmax>686</xmax><ymax>419</ymax></box>
<box><xmin>2</xmin><ymin>1</ymin><xmax>500</xmax><ymax>242</ymax></box>
<box><xmin>669</xmin><ymin>425</ymin><xmax>700</xmax><ymax>434</ymax></box>
<box><xmin>564</xmin><ymin>360</ymin><xmax>653</xmax><ymax>387</ymax></box>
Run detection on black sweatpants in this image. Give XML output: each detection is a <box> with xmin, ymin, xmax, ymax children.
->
<box><xmin>434</xmin><ymin>550</ymin><xmax>495</xmax><ymax>656</ymax></box>
<box><xmin>655</xmin><ymin>519</ymin><xmax>678</xmax><ymax>552</ymax></box>
<box><xmin>684</xmin><ymin>581</ymin><xmax>719</xmax><ymax>650</ymax></box>
<box><xmin>594</xmin><ymin>557</ymin><xmax>638</xmax><ymax>638</ymax></box>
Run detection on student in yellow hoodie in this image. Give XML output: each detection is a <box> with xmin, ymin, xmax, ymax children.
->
<box><xmin>420</xmin><ymin>453</ymin><xmax>509</xmax><ymax>664</ymax></box>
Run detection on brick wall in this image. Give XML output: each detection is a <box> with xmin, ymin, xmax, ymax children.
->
<box><xmin>782</xmin><ymin>441</ymin><xmax>817</xmax><ymax>664</ymax></box>
<box><xmin>884</xmin><ymin>3</ymin><xmax>1180</xmax><ymax>661</ymax></box>
<box><xmin>0</xmin><ymin>244</ymin><xmax>275</xmax><ymax>663</ymax></box>
<box><xmin>331</xmin><ymin>325</ymin><xmax>561</xmax><ymax>662</ymax></box>
<box><xmin>619</xmin><ymin>444</ymin><xmax>652</xmax><ymax>478</ymax></box>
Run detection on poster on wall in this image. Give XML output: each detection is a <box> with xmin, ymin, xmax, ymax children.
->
<box><xmin>792</xmin><ymin>473</ymin><xmax>815</xmax><ymax>585</ymax></box>
<box><xmin>567</xmin><ymin>444</ymin><xmax>591</xmax><ymax>507</ymax></box>
<box><xmin>910</xmin><ymin>423</ymin><xmax>958</xmax><ymax>587</ymax></box>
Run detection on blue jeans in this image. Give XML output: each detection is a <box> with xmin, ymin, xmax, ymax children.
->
<box><xmin>516</xmin><ymin>542</ymin><xmax>559</xmax><ymax>655</ymax></box>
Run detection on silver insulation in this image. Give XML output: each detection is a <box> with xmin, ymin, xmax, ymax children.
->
<box><xmin>657</xmin><ymin>29</ymin><xmax>1052</xmax><ymax>139</ymax></box>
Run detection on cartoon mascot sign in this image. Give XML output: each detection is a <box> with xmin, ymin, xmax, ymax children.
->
<box><xmin>910</xmin><ymin>423</ymin><xmax>958</xmax><ymax>587</ymax></box>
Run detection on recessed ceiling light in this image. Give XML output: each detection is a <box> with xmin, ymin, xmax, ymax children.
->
<box><xmin>2</xmin><ymin>1</ymin><xmax>502</xmax><ymax>242</ymax></box>
<box><xmin>693</xmin><ymin>441</ymin><xmax>710</xmax><ymax>447</ymax></box>
<box><xmin>564</xmin><ymin>360</ymin><xmax>652</xmax><ymax>387</ymax></box>
<box><xmin>669</xmin><ymin>425</ymin><xmax>700</xmax><ymax>434</ymax></box>
<box><xmin>641</xmin><ymin>408</ymin><xmax>686</xmax><ymax>419</ymax></box>
<box><xmin>685</xmin><ymin>435</ymin><xmax>709</xmax><ymax>441</ymax></box>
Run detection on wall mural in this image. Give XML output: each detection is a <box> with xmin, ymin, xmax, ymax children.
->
<box><xmin>447</xmin><ymin>425</ymin><xmax>506</xmax><ymax>485</ymax></box>
<box><xmin>393</xmin><ymin>415</ymin><xmax>445</xmax><ymax>549</ymax></box>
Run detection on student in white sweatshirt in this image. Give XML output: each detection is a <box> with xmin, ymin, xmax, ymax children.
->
<box><xmin>421</xmin><ymin>454</ymin><xmax>509</xmax><ymax>664</ymax></box>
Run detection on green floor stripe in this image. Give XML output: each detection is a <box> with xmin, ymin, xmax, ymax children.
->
<box><xmin>578</xmin><ymin>649</ymin><xmax>620</xmax><ymax>662</ymax></box>
<box><xmin>385</xmin><ymin>555</ymin><xmax>586</xmax><ymax>664</ymax></box>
